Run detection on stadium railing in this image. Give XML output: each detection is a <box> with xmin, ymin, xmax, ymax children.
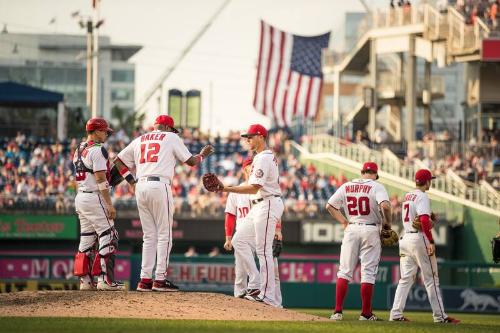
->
<box><xmin>291</xmin><ymin>134</ymin><xmax>500</xmax><ymax>212</ymax></box>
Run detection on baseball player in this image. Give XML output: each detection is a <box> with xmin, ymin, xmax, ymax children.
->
<box><xmin>223</xmin><ymin>157</ymin><xmax>260</xmax><ymax>298</ymax></box>
<box><xmin>220</xmin><ymin>124</ymin><xmax>284</xmax><ymax>307</ymax></box>
<box><xmin>326</xmin><ymin>162</ymin><xmax>392</xmax><ymax>321</ymax></box>
<box><xmin>390</xmin><ymin>169</ymin><xmax>460</xmax><ymax>324</ymax></box>
<box><xmin>73</xmin><ymin>118</ymin><xmax>124</xmax><ymax>291</ymax></box>
<box><xmin>114</xmin><ymin>115</ymin><xmax>213</xmax><ymax>292</ymax></box>
<box><xmin>223</xmin><ymin>157</ymin><xmax>283</xmax><ymax>305</ymax></box>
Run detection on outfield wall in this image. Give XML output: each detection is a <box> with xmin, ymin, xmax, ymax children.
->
<box><xmin>1</xmin><ymin>254</ymin><xmax>499</xmax><ymax>312</ymax></box>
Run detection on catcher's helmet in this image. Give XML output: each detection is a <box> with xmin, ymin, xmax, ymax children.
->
<box><xmin>86</xmin><ymin>118</ymin><xmax>113</xmax><ymax>133</ymax></box>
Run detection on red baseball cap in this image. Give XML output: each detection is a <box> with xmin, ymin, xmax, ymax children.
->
<box><xmin>361</xmin><ymin>161</ymin><xmax>378</xmax><ymax>173</ymax></box>
<box><xmin>242</xmin><ymin>157</ymin><xmax>253</xmax><ymax>169</ymax></box>
<box><xmin>241</xmin><ymin>124</ymin><xmax>268</xmax><ymax>138</ymax></box>
<box><xmin>86</xmin><ymin>118</ymin><xmax>113</xmax><ymax>133</ymax></box>
<box><xmin>155</xmin><ymin>115</ymin><xmax>179</xmax><ymax>133</ymax></box>
<box><xmin>415</xmin><ymin>169</ymin><xmax>436</xmax><ymax>184</ymax></box>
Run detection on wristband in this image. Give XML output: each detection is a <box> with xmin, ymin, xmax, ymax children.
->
<box><xmin>276</xmin><ymin>224</ymin><xmax>282</xmax><ymax>230</ymax></box>
<box><xmin>97</xmin><ymin>181</ymin><xmax>110</xmax><ymax>191</ymax></box>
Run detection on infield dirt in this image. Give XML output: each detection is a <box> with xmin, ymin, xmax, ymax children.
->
<box><xmin>0</xmin><ymin>291</ymin><xmax>326</xmax><ymax>321</ymax></box>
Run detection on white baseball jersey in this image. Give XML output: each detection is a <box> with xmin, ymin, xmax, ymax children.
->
<box><xmin>117</xmin><ymin>130</ymin><xmax>192</xmax><ymax>179</ymax></box>
<box><xmin>327</xmin><ymin>179</ymin><xmax>389</xmax><ymax>225</ymax></box>
<box><xmin>73</xmin><ymin>141</ymin><xmax>110</xmax><ymax>192</ymax></box>
<box><xmin>225</xmin><ymin>190</ymin><xmax>251</xmax><ymax>228</ymax></box>
<box><xmin>248</xmin><ymin>150</ymin><xmax>281</xmax><ymax>200</ymax></box>
<box><xmin>401</xmin><ymin>190</ymin><xmax>431</xmax><ymax>233</ymax></box>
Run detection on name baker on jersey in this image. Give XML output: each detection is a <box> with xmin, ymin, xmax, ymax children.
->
<box><xmin>141</xmin><ymin>133</ymin><xmax>166</xmax><ymax>142</ymax></box>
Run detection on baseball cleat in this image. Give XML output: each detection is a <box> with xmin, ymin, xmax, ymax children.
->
<box><xmin>245</xmin><ymin>288</ymin><xmax>260</xmax><ymax>297</ymax></box>
<box><xmin>152</xmin><ymin>279</ymin><xmax>179</xmax><ymax>292</ymax></box>
<box><xmin>236</xmin><ymin>291</ymin><xmax>247</xmax><ymax>298</ymax></box>
<box><xmin>97</xmin><ymin>280</ymin><xmax>125</xmax><ymax>291</ymax></box>
<box><xmin>79</xmin><ymin>279</ymin><xmax>96</xmax><ymax>291</ymax></box>
<box><xmin>390</xmin><ymin>316</ymin><xmax>411</xmax><ymax>322</ymax></box>
<box><xmin>440</xmin><ymin>317</ymin><xmax>460</xmax><ymax>324</ymax></box>
<box><xmin>330</xmin><ymin>312</ymin><xmax>343</xmax><ymax>321</ymax></box>
<box><xmin>359</xmin><ymin>314</ymin><xmax>382</xmax><ymax>321</ymax></box>
<box><xmin>136</xmin><ymin>278</ymin><xmax>153</xmax><ymax>292</ymax></box>
<box><xmin>244</xmin><ymin>294</ymin><xmax>264</xmax><ymax>302</ymax></box>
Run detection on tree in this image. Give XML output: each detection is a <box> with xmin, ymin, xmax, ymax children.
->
<box><xmin>111</xmin><ymin>105</ymin><xmax>145</xmax><ymax>135</ymax></box>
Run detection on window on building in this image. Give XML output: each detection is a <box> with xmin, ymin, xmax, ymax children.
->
<box><xmin>111</xmin><ymin>88</ymin><xmax>134</xmax><ymax>101</ymax></box>
<box><xmin>111</xmin><ymin>70</ymin><xmax>134</xmax><ymax>83</ymax></box>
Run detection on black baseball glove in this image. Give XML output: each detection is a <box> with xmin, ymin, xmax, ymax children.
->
<box><xmin>492</xmin><ymin>237</ymin><xmax>500</xmax><ymax>263</ymax></box>
<box><xmin>109</xmin><ymin>163</ymin><xmax>124</xmax><ymax>187</ymax></box>
<box><xmin>272</xmin><ymin>238</ymin><xmax>282</xmax><ymax>258</ymax></box>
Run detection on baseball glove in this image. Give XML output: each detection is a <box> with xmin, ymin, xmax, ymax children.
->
<box><xmin>273</xmin><ymin>238</ymin><xmax>282</xmax><ymax>257</ymax></box>
<box><xmin>412</xmin><ymin>216</ymin><xmax>436</xmax><ymax>231</ymax></box>
<box><xmin>492</xmin><ymin>237</ymin><xmax>500</xmax><ymax>263</ymax></box>
<box><xmin>202</xmin><ymin>173</ymin><xmax>224</xmax><ymax>192</ymax></box>
<box><xmin>380</xmin><ymin>227</ymin><xmax>399</xmax><ymax>247</ymax></box>
<box><xmin>109</xmin><ymin>164</ymin><xmax>124</xmax><ymax>187</ymax></box>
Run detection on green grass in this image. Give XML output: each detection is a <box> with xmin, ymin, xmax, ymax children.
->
<box><xmin>1</xmin><ymin>310</ymin><xmax>498</xmax><ymax>333</ymax></box>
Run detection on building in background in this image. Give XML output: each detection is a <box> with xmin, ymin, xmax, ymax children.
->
<box><xmin>0</xmin><ymin>33</ymin><xmax>141</xmax><ymax>124</ymax></box>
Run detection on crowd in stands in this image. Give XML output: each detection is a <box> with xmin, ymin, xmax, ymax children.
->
<box><xmin>454</xmin><ymin>0</ymin><xmax>499</xmax><ymax>29</ymax></box>
<box><xmin>2</xmin><ymin>124</ymin><xmax>495</xmax><ymax>220</ymax></box>
<box><xmin>344</xmin><ymin>124</ymin><xmax>499</xmax><ymax>188</ymax></box>
<box><xmin>0</xmin><ymin>129</ymin><xmax>344</xmax><ymax>218</ymax></box>
<box><xmin>405</xmin><ymin>129</ymin><xmax>500</xmax><ymax>188</ymax></box>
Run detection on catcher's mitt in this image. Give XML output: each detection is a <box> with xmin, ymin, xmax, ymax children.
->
<box><xmin>202</xmin><ymin>173</ymin><xmax>224</xmax><ymax>192</ymax></box>
<box><xmin>109</xmin><ymin>164</ymin><xmax>124</xmax><ymax>187</ymax></box>
<box><xmin>380</xmin><ymin>227</ymin><xmax>399</xmax><ymax>247</ymax></box>
<box><xmin>492</xmin><ymin>237</ymin><xmax>500</xmax><ymax>263</ymax></box>
<box><xmin>273</xmin><ymin>238</ymin><xmax>282</xmax><ymax>257</ymax></box>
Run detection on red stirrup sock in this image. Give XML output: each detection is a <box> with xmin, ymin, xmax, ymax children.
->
<box><xmin>361</xmin><ymin>283</ymin><xmax>374</xmax><ymax>317</ymax></box>
<box><xmin>334</xmin><ymin>278</ymin><xmax>349</xmax><ymax>313</ymax></box>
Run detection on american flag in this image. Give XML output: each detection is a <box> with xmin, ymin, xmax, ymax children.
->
<box><xmin>253</xmin><ymin>20</ymin><xmax>330</xmax><ymax>127</ymax></box>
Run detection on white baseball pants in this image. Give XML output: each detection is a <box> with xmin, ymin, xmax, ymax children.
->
<box><xmin>231</xmin><ymin>220</ymin><xmax>260</xmax><ymax>296</ymax></box>
<box><xmin>135</xmin><ymin>180</ymin><xmax>174</xmax><ymax>281</ymax></box>
<box><xmin>337</xmin><ymin>224</ymin><xmax>381</xmax><ymax>284</ymax></box>
<box><xmin>250</xmin><ymin>197</ymin><xmax>284</xmax><ymax>306</ymax></box>
<box><xmin>390</xmin><ymin>234</ymin><xmax>448</xmax><ymax>322</ymax></box>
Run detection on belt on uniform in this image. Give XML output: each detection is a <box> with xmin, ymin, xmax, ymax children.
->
<box><xmin>251</xmin><ymin>195</ymin><xmax>281</xmax><ymax>205</ymax></box>
<box><xmin>349</xmin><ymin>222</ymin><xmax>376</xmax><ymax>226</ymax></box>
<box><xmin>406</xmin><ymin>231</ymin><xmax>419</xmax><ymax>233</ymax></box>
<box><xmin>138</xmin><ymin>176</ymin><xmax>171</xmax><ymax>184</ymax></box>
<box><xmin>79</xmin><ymin>190</ymin><xmax>98</xmax><ymax>193</ymax></box>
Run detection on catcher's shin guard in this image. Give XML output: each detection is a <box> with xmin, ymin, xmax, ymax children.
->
<box><xmin>92</xmin><ymin>227</ymin><xmax>118</xmax><ymax>283</ymax></box>
<box><xmin>74</xmin><ymin>251</ymin><xmax>91</xmax><ymax>276</ymax></box>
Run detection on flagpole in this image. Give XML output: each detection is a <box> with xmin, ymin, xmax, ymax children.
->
<box><xmin>91</xmin><ymin>0</ymin><xmax>100</xmax><ymax>118</ymax></box>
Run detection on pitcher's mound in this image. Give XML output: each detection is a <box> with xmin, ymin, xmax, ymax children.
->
<box><xmin>0</xmin><ymin>291</ymin><xmax>326</xmax><ymax>321</ymax></box>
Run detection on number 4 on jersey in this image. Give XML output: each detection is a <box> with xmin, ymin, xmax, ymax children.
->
<box><xmin>140</xmin><ymin>143</ymin><xmax>160</xmax><ymax>163</ymax></box>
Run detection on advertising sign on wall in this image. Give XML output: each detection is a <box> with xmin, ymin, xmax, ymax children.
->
<box><xmin>0</xmin><ymin>257</ymin><xmax>131</xmax><ymax>280</ymax></box>
<box><xmin>387</xmin><ymin>286</ymin><xmax>500</xmax><ymax>314</ymax></box>
<box><xmin>0</xmin><ymin>215</ymin><xmax>77</xmax><ymax>240</ymax></box>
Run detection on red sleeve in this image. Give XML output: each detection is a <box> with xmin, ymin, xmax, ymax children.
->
<box><xmin>419</xmin><ymin>214</ymin><xmax>434</xmax><ymax>243</ymax></box>
<box><xmin>225</xmin><ymin>213</ymin><xmax>236</xmax><ymax>237</ymax></box>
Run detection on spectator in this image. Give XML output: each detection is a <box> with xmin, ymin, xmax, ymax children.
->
<box><xmin>374</xmin><ymin>127</ymin><xmax>389</xmax><ymax>144</ymax></box>
<box><xmin>184</xmin><ymin>246</ymin><xmax>198</xmax><ymax>257</ymax></box>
